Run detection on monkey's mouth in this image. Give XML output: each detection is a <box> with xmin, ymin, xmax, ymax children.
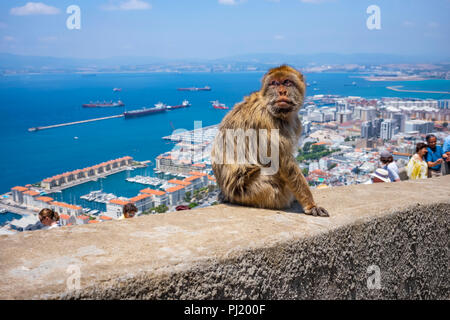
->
<box><xmin>274</xmin><ymin>98</ymin><xmax>294</xmax><ymax>110</ymax></box>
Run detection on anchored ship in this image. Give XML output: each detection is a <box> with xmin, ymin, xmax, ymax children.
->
<box><xmin>211</xmin><ymin>100</ymin><xmax>229</xmax><ymax>110</ymax></box>
<box><xmin>177</xmin><ymin>86</ymin><xmax>211</xmax><ymax>91</ymax></box>
<box><xmin>82</xmin><ymin>100</ymin><xmax>125</xmax><ymax>108</ymax></box>
<box><xmin>167</xmin><ymin>100</ymin><xmax>191</xmax><ymax>110</ymax></box>
<box><xmin>123</xmin><ymin>103</ymin><xmax>167</xmax><ymax>118</ymax></box>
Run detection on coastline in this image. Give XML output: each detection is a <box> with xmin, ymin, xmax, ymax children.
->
<box><xmin>386</xmin><ymin>85</ymin><xmax>450</xmax><ymax>94</ymax></box>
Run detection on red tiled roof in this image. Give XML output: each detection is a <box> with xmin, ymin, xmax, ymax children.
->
<box><xmin>166</xmin><ymin>185</ymin><xmax>185</xmax><ymax>193</ymax></box>
<box><xmin>129</xmin><ymin>194</ymin><xmax>151</xmax><ymax>203</ymax></box>
<box><xmin>188</xmin><ymin>171</ymin><xmax>207</xmax><ymax>177</ymax></box>
<box><xmin>184</xmin><ymin>175</ymin><xmax>201</xmax><ymax>182</ymax></box>
<box><xmin>109</xmin><ymin>199</ymin><xmax>130</xmax><ymax>206</ymax></box>
<box><xmin>168</xmin><ymin>179</ymin><xmax>191</xmax><ymax>186</ymax></box>
<box><xmin>36</xmin><ymin>196</ymin><xmax>54</xmax><ymax>203</ymax></box>
<box><xmin>11</xmin><ymin>186</ymin><xmax>28</xmax><ymax>192</ymax></box>
<box><xmin>140</xmin><ymin>188</ymin><xmax>166</xmax><ymax>196</ymax></box>
<box><xmin>23</xmin><ymin>190</ymin><xmax>39</xmax><ymax>196</ymax></box>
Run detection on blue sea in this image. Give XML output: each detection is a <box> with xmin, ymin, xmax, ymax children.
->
<box><xmin>0</xmin><ymin>72</ymin><xmax>448</xmax><ymax>206</ymax></box>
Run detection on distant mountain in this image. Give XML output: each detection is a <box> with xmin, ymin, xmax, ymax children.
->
<box><xmin>215</xmin><ymin>53</ymin><xmax>450</xmax><ymax>65</ymax></box>
<box><xmin>0</xmin><ymin>52</ymin><xmax>448</xmax><ymax>72</ymax></box>
<box><xmin>0</xmin><ymin>53</ymin><xmax>167</xmax><ymax>70</ymax></box>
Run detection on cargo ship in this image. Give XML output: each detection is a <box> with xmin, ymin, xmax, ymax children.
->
<box><xmin>167</xmin><ymin>100</ymin><xmax>191</xmax><ymax>110</ymax></box>
<box><xmin>211</xmin><ymin>100</ymin><xmax>229</xmax><ymax>110</ymax></box>
<box><xmin>123</xmin><ymin>103</ymin><xmax>167</xmax><ymax>119</ymax></box>
<box><xmin>177</xmin><ymin>86</ymin><xmax>211</xmax><ymax>91</ymax></box>
<box><xmin>82</xmin><ymin>100</ymin><xmax>125</xmax><ymax>108</ymax></box>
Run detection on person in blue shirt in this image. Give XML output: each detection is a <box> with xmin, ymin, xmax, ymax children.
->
<box><xmin>425</xmin><ymin>134</ymin><xmax>447</xmax><ymax>177</ymax></box>
<box><xmin>442</xmin><ymin>135</ymin><xmax>450</xmax><ymax>175</ymax></box>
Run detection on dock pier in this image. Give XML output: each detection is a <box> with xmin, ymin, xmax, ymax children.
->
<box><xmin>28</xmin><ymin>114</ymin><xmax>124</xmax><ymax>132</ymax></box>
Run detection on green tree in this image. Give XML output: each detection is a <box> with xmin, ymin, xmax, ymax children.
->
<box><xmin>183</xmin><ymin>191</ymin><xmax>192</xmax><ymax>203</ymax></box>
<box><xmin>328</xmin><ymin>163</ymin><xmax>337</xmax><ymax>170</ymax></box>
<box><xmin>303</xmin><ymin>142</ymin><xmax>313</xmax><ymax>153</ymax></box>
<box><xmin>302</xmin><ymin>168</ymin><xmax>309</xmax><ymax>176</ymax></box>
<box><xmin>155</xmin><ymin>205</ymin><xmax>168</xmax><ymax>213</ymax></box>
<box><xmin>189</xmin><ymin>202</ymin><xmax>199</xmax><ymax>209</ymax></box>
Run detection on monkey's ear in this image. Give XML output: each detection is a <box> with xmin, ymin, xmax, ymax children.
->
<box><xmin>298</xmin><ymin>71</ymin><xmax>305</xmax><ymax>83</ymax></box>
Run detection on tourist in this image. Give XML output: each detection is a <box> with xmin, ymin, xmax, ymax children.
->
<box><xmin>369</xmin><ymin>168</ymin><xmax>391</xmax><ymax>183</ymax></box>
<box><xmin>425</xmin><ymin>134</ymin><xmax>446</xmax><ymax>178</ymax></box>
<box><xmin>38</xmin><ymin>208</ymin><xmax>61</xmax><ymax>229</ymax></box>
<box><xmin>379</xmin><ymin>150</ymin><xmax>400</xmax><ymax>182</ymax></box>
<box><xmin>406</xmin><ymin>143</ymin><xmax>429</xmax><ymax>180</ymax></box>
<box><xmin>119</xmin><ymin>203</ymin><xmax>138</xmax><ymax>220</ymax></box>
<box><xmin>25</xmin><ymin>208</ymin><xmax>60</xmax><ymax>231</ymax></box>
<box><xmin>442</xmin><ymin>135</ymin><xmax>450</xmax><ymax>175</ymax></box>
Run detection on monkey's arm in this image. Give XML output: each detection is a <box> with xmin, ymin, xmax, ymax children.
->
<box><xmin>279</xmin><ymin>156</ymin><xmax>329</xmax><ymax>217</ymax></box>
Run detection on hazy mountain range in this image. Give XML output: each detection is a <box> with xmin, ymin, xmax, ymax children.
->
<box><xmin>0</xmin><ymin>52</ymin><xmax>448</xmax><ymax>72</ymax></box>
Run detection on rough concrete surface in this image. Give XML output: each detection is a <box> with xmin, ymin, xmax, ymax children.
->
<box><xmin>0</xmin><ymin>176</ymin><xmax>449</xmax><ymax>300</ymax></box>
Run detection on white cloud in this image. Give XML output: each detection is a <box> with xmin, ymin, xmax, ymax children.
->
<box><xmin>10</xmin><ymin>2</ymin><xmax>60</xmax><ymax>16</ymax></box>
<box><xmin>428</xmin><ymin>22</ymin><xmax>438</xmax><ymax>28</ymax></box>
<box><xmin>0</xmin><ymin>22</ymin><xmax>7</xmax><ymax>29</ymax></box>
<box><xmin>274</xmin><ymin>35</ymin><xmax>285</xmax><ymax>40</ymax></box>
<box><xmin>103</xmin><ymin>0</ymin><xmax>152</xmax><ymax>11</ymax></box>
<box><xmin>218</xmin><ymin>0</ymin><xmax>238</xmax><ymax>5</ymax></box>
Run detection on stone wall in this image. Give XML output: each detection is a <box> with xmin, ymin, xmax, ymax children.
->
<box><xmin>0</xmin><ymin>176</ymin><xmax>448</xmax><ymax>299</ymax></box>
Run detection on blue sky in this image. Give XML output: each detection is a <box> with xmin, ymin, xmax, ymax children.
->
<box><xmin>0</xmin><ymin>0</ymin><xmax>449</xmax><ymax>59</ymax></box>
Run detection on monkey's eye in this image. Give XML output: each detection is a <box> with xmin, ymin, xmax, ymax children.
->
<box><xmin>269</xmin><ymin>80</ymin><xmax>280</xmax><ymax>87</ymax></box>
<box><xmin>283</xmin><ymin>79</ymin><xmax>293</xmax><ymax>87</ymax></box>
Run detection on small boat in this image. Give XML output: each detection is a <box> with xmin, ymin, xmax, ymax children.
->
<box><xmin>211</xmin><ymin>100</ymin><xmax>229</xmax><ymax>110</ymax></box>
<box><xmin>0</xmin><ymin>209</ymin><xmax>7</xmax><ymax>214</ymax></box>
<box><xmin>113</xmin><ymin>88</ymin><xmax>122</xmax><ymax>92</ymax></box>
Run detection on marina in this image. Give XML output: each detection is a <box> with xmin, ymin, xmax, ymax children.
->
<box><xmin>80</xmin><ymin>190</ymin><xmax>118</xmax><ymax>204</ymax></box>
<box><xmin>126</xmin><ymin>175</ymin><xmax>166</xmax><ymax>186</ymax></box>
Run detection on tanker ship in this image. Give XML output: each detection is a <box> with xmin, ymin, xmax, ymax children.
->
<box><xmin>82</xmin><ymin>100</ymin><xmax>125</xmax><ymax>108</ymax></box>
<box><xmin>123</xmin><ymin>103</ymin><xmax>167</xmax><ymax>119</ymax></box>
<box><xmin>167</xmin><ymin>100</ymin><xmax>191</xmax><ymax>110</ymax></box>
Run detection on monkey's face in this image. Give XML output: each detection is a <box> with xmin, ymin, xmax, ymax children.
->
<box><xmin>262</xmin><ymin>72</ymin><xmax>305</xmax><ymax>119</ymax></box>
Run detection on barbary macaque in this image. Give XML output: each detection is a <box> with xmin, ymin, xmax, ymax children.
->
<box><xmin>211</xmin><ymin>65</ymin><xmax>329</xmax><ymax>217</ymax></box>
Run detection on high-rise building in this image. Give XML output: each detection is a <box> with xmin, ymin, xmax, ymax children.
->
<box><xmin>404</xmin><ymin>120</ymin><xmax>434</xmax><ymax>134</ymax></box>
<box><xmin>372</xmin><ymin>118</ymin><xmax>383</xmax><ymax>138</ymax></box>
<box><xmin>381</xmin><ymin>119</ymin><xmax>395</xmax><ymax>141</ymax></box>
<box><xmin>392</xmin><ymin>113</ymin><xmax>406</xmax><ymax>133</ymax></box>
<box><xmin>361</xmin><ymin>121</ymin><xmax>373</xmax><ymax>139</ymax></box>
<box><xmin>361</xmin><ymin>107</ymin><xmax>376</xmax><ymax>122</ymax></box>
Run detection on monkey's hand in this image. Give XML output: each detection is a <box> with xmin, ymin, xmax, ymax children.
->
<box><xmin>304</xmin><ymin>205</ymin><xmax>329</xmax><ymax>217</ymax></box>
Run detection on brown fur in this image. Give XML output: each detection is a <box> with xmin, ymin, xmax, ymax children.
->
<box><xmin>211</xmin><ymin>65</ymin><xmax>329</xmax><ymax>216</ymax></box>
